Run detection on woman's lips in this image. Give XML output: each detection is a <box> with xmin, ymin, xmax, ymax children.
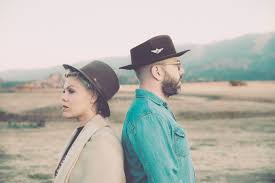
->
<box><xmin>62</xmin><ymin>105</ymin><xmax>69</xmax><ymax>111</ymax></box>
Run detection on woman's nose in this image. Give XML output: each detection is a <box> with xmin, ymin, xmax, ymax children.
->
<box><xmin>61</xmin><ymin>91</ymin><xmax>68</xmax><ymax>102</ymax></box>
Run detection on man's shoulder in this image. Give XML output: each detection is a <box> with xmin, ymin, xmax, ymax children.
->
<box><xmin>123</xmin><ymin>109</ymin><xmax>168</xmax><ymax>134</ymax></box>
<box><xmin>124</xmin><ymin>98</ymin><xmax>159</xmax><ymax>123</ymax></box>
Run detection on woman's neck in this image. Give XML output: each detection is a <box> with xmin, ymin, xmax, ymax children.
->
<box><xmin>77</xmin><ymin>111</ymin><xmax>97</xmax><ymax>126</ymax></box>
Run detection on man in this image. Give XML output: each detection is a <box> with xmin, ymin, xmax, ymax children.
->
<box><xmin>119</xmin><ymin>35</ymin><xmax>196</xmax><ymax>183</ymax></box>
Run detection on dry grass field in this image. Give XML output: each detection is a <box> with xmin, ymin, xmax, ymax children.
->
<box><xmin>0</xmin><ymin>81</ymin><xmax>275</xmax><ymax>183</ymax></box>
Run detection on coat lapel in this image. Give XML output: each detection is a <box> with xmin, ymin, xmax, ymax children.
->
<box><xmin>54</xmin><ymin>128</ymin><xmax>78</xmax><ymax>177</ymax></box>
<box><xmin>54</xmin><ymin>115</ymin><xmax>109</xmax><ymax>183</ymax></box>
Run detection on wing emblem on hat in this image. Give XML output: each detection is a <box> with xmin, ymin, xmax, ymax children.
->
<box><xmin>151</xmin><ymin>48</ymin><xmax>164</xmax><ymax>54</ymax></box>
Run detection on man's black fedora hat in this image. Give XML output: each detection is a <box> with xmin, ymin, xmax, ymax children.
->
<box><xmin>63</xmin><ymin>60</ymin><xmax>120</xmax><ymax>117</ymax></box>
<box><xmin>119</xmin><ymin>35</ymin><xmax>190</xmax><ymax>70</ymax></box>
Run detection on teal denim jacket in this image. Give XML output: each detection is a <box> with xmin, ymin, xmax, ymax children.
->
<box><xmin>122</xmin><ymin>89</ymin><xmax>196</xmax><ymax>183</ymax></box>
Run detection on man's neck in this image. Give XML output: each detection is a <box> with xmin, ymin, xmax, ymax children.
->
<box><xmin>139</xmin><ymin>83</ymin><xmax>168</xmax><ymax>102</ymax></box>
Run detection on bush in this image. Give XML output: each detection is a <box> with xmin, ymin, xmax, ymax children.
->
<box><xmin>0</xmin><ymin>110</ymin><xmax>46</xmax><ymax>128</ymax></box>
<box><xmin>28</xmin><ymin>173</ymin><xmax>52</xmax><ymax>180</ymax></box>
<box><xmin>0</xmin><ymin>81</ymin><xmax>27</xmax><ymax>88</ymax></box>
<box><xmin>8</xmin><ymin>120</ymin><xmax>45</xmax><ymax>129</ymax></box>
<box><xmin>229</xmin><ymin>80</ymin><xmax>247</xmax><ymax>86</ymax></box>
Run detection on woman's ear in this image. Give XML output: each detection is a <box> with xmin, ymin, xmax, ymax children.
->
<box><xmin>151</xmin><ymin>65</ymin><xmax>164</xmax><ymax>81</ymax></box>
<box><xmin>90</xmin><ymin>92</ymin><xmax>98</xmax><ymax>104</ymax></box>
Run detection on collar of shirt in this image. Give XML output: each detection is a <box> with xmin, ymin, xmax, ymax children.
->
<box><xmin>136</xmin><ymin>89</ymin><xmax>177</xmax><ymax>121</ymax></box>
<box><xmin>135</xmin><ymin>89</ymin><xmax>168</xmax><ymax>109</ymax></box>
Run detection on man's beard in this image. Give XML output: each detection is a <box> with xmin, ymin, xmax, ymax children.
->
<box><xmin>161</xmin><ymin>72</ymin><xmax>182</xmax><ymax>97</ymax></box>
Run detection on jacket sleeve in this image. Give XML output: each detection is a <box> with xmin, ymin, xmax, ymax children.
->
<box><xmin>71</xmin><ymin>130</ymin><xmax>126</xmax><ymax>183</ymax></box>
<box><xmin>126</xmin><ymin>113</ymin><xmax>182</xmax><ymax>183</ymax></box>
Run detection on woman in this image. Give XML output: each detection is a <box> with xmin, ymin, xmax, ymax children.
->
<box><xmin>54</xmin><ymin>60</ymin><xmax>125</xmax><ymax>183</ymax></box>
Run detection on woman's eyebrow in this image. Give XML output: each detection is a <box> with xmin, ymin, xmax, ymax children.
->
<box><xmin>64</xmin><ymin>85</ymin><xmax>75</xmax><ymax>89</ymax></box>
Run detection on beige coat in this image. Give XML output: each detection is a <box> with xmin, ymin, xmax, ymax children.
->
<box><xmin>54</xmin><ymin>115</ymin><xmax>126</xmax><ymax>183</ymax></box>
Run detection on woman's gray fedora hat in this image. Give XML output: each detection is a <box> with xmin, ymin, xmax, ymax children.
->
<box><xmin>63</xmin><ymin>60</ymin><xmax>120</xmax><ymax>116</ymax></box>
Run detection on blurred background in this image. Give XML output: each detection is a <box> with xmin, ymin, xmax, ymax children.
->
<box><xmin>0</xmin><ymin>0</ymin><xmax>275</xmax><ymax>182</ymax></box>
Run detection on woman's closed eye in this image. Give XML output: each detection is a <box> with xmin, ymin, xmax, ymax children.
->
<box><xmin>63</xmin><ymin>87</ymin><xmax>76</xmax><ymax>94</ymax></box>
<box><xmin>68</xmin><ymin>88</ymin><xmax>75</xmax><ymax>94</ymax></box>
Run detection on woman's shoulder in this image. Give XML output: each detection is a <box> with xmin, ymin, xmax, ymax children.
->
<box><xmin>92</xmin><ymin>126</ymin><xmax>117</xmax><ymax>139</ymax></box>
<box><xmin>87</xmin><ymin>126</ymin><xmax>122</xmax><ymax>148</ymax></box>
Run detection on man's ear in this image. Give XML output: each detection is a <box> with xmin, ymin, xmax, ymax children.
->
<box><xmin>151</xmin><ymin>65</ymin><xmax>164</xmax><ymax>81</ymax></box>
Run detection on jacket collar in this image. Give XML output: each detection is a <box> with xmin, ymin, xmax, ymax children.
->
<box><xmin>83</xmin><ymin>114</ymin><xmax>109</xmax><ymax>132</ymax></box>
<box><xmin>136</xmin><ymin>89</ymin><xmax>168</xmax><ymax>108</ymax></box>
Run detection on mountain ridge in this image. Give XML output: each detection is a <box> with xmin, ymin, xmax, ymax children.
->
<box><xmin>1</xmin><ymin>32</ymin><xmax>274</xmax><ymax>83</ymax></box>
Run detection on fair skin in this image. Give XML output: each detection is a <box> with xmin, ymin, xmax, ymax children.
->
<box><xmin>61</xmin><ymin>76</ymin><xmax>97</xmax><ymax>125</ymax></box>
<box><xmin>138</xmin><ymin>57</ymin><xmax>184</xmax><ymax>101</ymax></box>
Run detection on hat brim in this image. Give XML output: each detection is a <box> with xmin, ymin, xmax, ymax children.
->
<box><xmin>63</xmin><ymin>64</ymin><xmax>111</xmax><ymax>117</ymax></box>
<box><xmin>119</xmin><ymin>49</ymin><xmax>190</xmax><ymax>70</ymax></box>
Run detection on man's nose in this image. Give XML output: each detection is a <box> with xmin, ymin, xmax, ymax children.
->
<box><xmin>180</xmin><ymin>66</ymin><xmax>184</xmax><ymax>76</ymax></box>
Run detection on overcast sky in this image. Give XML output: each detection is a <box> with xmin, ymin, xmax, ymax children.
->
<box><xmin>0</xmin><ymin>0</ymin><xmax>274</xmax><ymax>71</ymax></box>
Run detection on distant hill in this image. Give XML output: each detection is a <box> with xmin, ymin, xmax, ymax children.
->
<box><xmin>181</xmin><ymin>32</ymin><xmax>275</xmax><ymax>81</ymax></box>
<box><xmin>0</xmin><ymin>32</ymin><xmax>274</xmax><ymax>83</ymax></box>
